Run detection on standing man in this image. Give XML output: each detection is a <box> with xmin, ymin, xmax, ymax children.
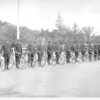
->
<box><xmin>75</xmin><ymin>44</ymin><xmax>80</xmax><ymax>61</ymax></box>
<box><xmin>14</xmin><ymin>40</ymin><xmax>22</xmax><ymax>68</ymax></box>
<box><xmin>54</xmin><ymin>41</ymin><xmax>60</xmax><ymax>64</ymax></box>
<box><xmin>1</xmin><ymin>39</ymin><xmax>11</xmax><ymax>70</ymax></box>
<box><xmin>88</xmin><ymin>44</ymin><xmax>93</xmax><ymax>61</ymax></box>
<box><xmin>47</xmin><ymin>41</ymin><xmax>52</xmax><ymax>64</ymax></box>
<box><xmin>93</xmin><ymin>44</ymin><xmax>98</xmax><ymax>61</ymax></box>
<box><xmin>80</xmin><ymin>44</ymin><xmax>87</xmax><ymax>61</ymax></box>
<box><xmin>98</xmin><ymin>44</ymin><xmax>100</xmax><ymax>60</ymax></box>
<box><xmin>65</xmin><ymin>43</ymin><xmax>70</xmax><ymax>63</ymax></box>
<box><xmin>37</xmin><ymin>42</ymin><xmax>46</xmax><ymax>66</ymax></box>
<box><xmin>26</xmin><ymin>42</ymin><xmax>37</xmax><ymax>67</ymax></box>
<box><xmin>37</xmin><ymin>42</ymin><xmax>43</xmax><ymax>66</ymax></box>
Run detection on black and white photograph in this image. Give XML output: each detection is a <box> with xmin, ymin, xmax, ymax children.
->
<box><xmin>0</xmin><ymin>0</ymin><xmax>100</xmax><ymax>97</ymax></box>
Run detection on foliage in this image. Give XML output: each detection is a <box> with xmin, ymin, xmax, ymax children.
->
<box><xmin>0</xmin><ymin>18</ymin><xmax>99</xmax><ymax>46</ymax></box>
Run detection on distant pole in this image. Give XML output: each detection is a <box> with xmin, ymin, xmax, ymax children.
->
<box><xmin>17</xmin><ymin>0</ymin><xmax>20</xmax><ymax>40</ymax></box>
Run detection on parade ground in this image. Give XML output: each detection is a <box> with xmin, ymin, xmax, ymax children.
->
<box><xmin>0</xmin><ymin>61</ymin><xmax>100</xmax><ymax>97</ymax></box>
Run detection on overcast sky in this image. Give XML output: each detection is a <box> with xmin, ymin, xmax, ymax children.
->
<box><xmin>0</xmin><ymin>0</ymin><xmax>100</xmax><ymax>34</ymax></box>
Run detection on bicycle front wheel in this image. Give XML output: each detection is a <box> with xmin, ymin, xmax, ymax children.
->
<box><xmin>58</xmin><ymin>52</ymin><xmax>66</xmax><ymax>65</ymax></box>
<box><xmin>76</xmin><ymin>52</ymin><xmax>82</xmax><ymax>63</ymax></box>
<box><xmin>8</xmin><ymin>54</ymin><xmax>15</xmax><ymax>69</ymax></box>
<box><xmin>40</xmin><ymin>53</ymin><xmax>47</xmax><ymax>67</ymax></box>
<box><xmin>19</xmin><ymin>55</ymin><xmax>28</xmax><ymax>70</ymax></box>
<box><xmin>0</xmin><ymin>56</ymin><xmax>5</xmax><ymax>71</ymax></box>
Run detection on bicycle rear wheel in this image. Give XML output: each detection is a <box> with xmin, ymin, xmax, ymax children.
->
<box><xmin>8</xmin><ymin>54</ymin><xmax>15</xmax><ymax>69</ymax></box>
<box><xmin>40</xmin><ymin>53</ymin><xmax>47</xmax><ymax>67</ymax></box>
<box><xmin>69</xmin><ymin>52</ymin><xmax>76</xmax><ymax>64</ymax></box>
<box><xmin>84</xmin><ymin>52</ymin><xmax>89</xmax><ymax>62</ymax></box>
<box><xmin>32</xmin><ymin>54</ymin><xmax>38</xmax><ymax>67</ymax></box>
<box><xmin>49</xmin><ymin>52</ymin><xmax>57</xmax><ymax>66</ymax></box>
<box><xmin>58</xmin><ymin>52</ymin><xmax>66</xmax><ymax>65</ymax></box>
<box><xmin>76</xmin><ymin>52</ymin><xmax>82</xmax><ymax>63</ymax></box>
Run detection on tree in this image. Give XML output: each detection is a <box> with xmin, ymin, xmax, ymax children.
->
<box><xmin>55</xmin><ymin>13</ymin><xmax>64</xmax><ymax>31</ymax></box>
<box><xmin>82</xmin><ymin>26</ymin><xmax>95</xmax><ymax>43</ymax></box>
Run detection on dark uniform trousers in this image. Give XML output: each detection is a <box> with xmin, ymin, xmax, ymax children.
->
<box><xmin>3</xmin><ymin>53</ymin><xmax>10</xmax><ymax>69</ymax></box>
<box><xmin>94</xmin><ymin>49</ymin><xmax>98</xmax><ymax>60</ymax></box>
<box><xmin>38</xmin><ymin>52</ymin><xmax>43</xmax><ymax>65</ymax></box>
<box><xmin>81</xmin><ymin>50</ymin><xmax>86</xmax><ymax>61</ymax></box>
<box><xmin>47</xmin><ymin>45</ymin><xmax>52</xmax><ymax>64</ymax></box>
<box><xmin>28</xmin><ymin>52</ymin><xmax>34</xmax><ymax>67</ymax></box>
<box><xmin>88</xmin><ymin>49</ymin><xmax>92</xmax><ymax>61</ymax></box>
<box><xmin>54</xmin><ymin>45</ymin><xmax>60</xmax><ymax>64</ymax></box>
<box><xmin>55</xmin><ymin>51</ymin><xmax>60</xmax><ymax>64</ymax></box>
<box><xmin>47</xmin><ymin>51</ymin><xmax>51</xmax><ymax>64</ymax></box>
<box><xmin>98</xmin><ymin>49</ymin><xmax>100</xmax><ymax>60</ymax></box>
<box><xmin>1</xmin><ymin>43</ymin><xmax>11</xmax><ymax>70</ymax></box>
<box><xmin>66</xmin><ymin>50</ymin><xmax>70</xmax><ymax>63</ymax></box>
<box><xmin>15</xmin><ymin>53</ymin><xmax>21</xmax><ymax>68</ymax></box>
<box><xmin>15</xmin><ymin>43</ymin><xmax>22</xmax><ymax>68</ymax></box>
<box><xmin>27</xmin><ymin>44</ymin><xmax>36</xmax><ymax>67</ymax></box>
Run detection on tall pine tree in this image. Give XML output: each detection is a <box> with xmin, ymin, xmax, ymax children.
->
<box><xmin>55</xmin><ymin>13</ymin><xmax>64</xmax><ymax>31</ymax></box>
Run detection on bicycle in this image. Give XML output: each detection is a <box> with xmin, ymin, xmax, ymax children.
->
<box><xmin>76</xmin><ymin>51</ymin><xmax>83</xmax><ymax>63</ymax></box>
<box><xmin>8</xmin><ymin>52</ymin><xmax>15</xmax><ymax>69</ymax></box>
<box><xmin>58</xmin><ymin>51</ymin><xmax>66</xmax><ymax>65</ymax></box>
<box><xmin>8</xmin><ymin>47</ymin><xmax>16</xmax><ymax>69</ymax></box>
<box><xmin>69</xmin><ymin>51</ymin><xmax>76</xmax><ymax>64</ymax></box>
<box><xmin>15</xmin><ymin>52</ymin><xmax>28</xmax><ymax>70</ymax></box>
<box><xmin>40</xmin><ymin>52</ymin><xmax>47</xmax><ymax>67</ymax></box>
<box><xmin>91</xmin><ymin>51</ymin><xmax>95</xmax><ymax>62</ymax></box>
<box><xmin>0</xmin><ymin>54</ymin><xmax>5</xmax><ymax>70</ymax></box>
<box><xmin>32</xmin><ymin>52</ymin><xmax>38</xmax><ymax>67</ymax></box>
<box><xmin>84</xmin><ymin>50</ymin><xmax>89</xmax><ymax>62</ymax></box>
<box><xmin>49</xmin><ymin>51</ymin><xmax>57</xmax><ymax>66</ymax></box>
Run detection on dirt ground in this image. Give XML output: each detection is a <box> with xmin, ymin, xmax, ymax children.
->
<box><xmin>0</xmin><ymin>61</ymin><xmax>100</xmax><ymax>97</ymax></box>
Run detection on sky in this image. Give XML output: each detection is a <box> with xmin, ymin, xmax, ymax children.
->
<box><xmin>0</xmin><ymin>0</ymin><xmax>100</xmax><ymax>35</ymax></box>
